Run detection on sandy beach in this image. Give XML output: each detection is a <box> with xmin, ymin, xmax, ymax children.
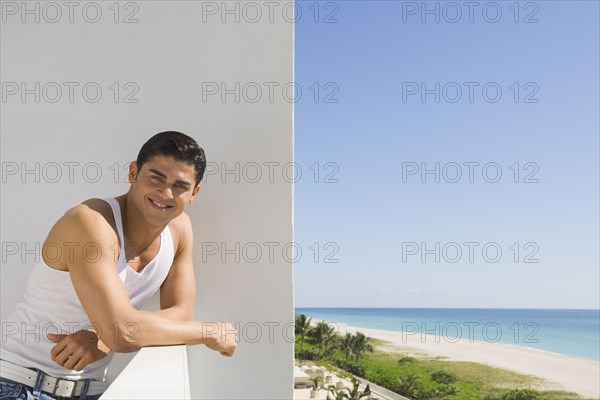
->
<box><xmin>314</xmin><ymin>319</ymin><xmax>600</xmax><ymax>399</ymax></box>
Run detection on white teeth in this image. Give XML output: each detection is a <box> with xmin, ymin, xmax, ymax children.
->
<box><xmin>151</xmin><ymin>199</ymin><xmax>169</xmax><ymax>209</ymax></box>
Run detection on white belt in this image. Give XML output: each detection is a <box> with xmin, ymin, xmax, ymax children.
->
<box><xmin>0</xmin><ymin>359</ymin><xmax>105</xmax><ymax>397</ymax></box>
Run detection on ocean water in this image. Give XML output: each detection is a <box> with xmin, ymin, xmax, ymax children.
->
<box><xmin>295</xmin><ymin>308</ymin><xmax>600</xmax><ymax>360</ymax></box>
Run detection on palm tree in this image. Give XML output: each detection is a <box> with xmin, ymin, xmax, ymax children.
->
<box><xmin>309</xmin><ymin>321</ymin><xmax>338</xmax><ymax>359</ymax></box>
<box><xmin>295</xmin><ymin>314</ymin><xmax>313</xmax><ymax>359</ymax></box>
<box><xmin>351</xmin><ymin>332</ymin><xmax>374</xmax><ymax>361</ymax></box>
<box><xmin>346</xmin><ymin>378</ymin><xmax>372</xmax><ymax>400</ymax></box>
<box><xmin>326</xmin><ymin>385</ymin><xmax>347</xmax><ymax>400</ymax></box>
<box><xmin>326</xmin><ymin>377</ymin><xmax>375</xmax><ymax>400</ymax></box>
<box><xmin>340</xmin><ymin>332</ymin><xmax>355</xmax><ymax>361</ymax></box>
<box><xmin>396</xmin><ymin>374</ymin><xmax>422</xmax><ymax>399</ymax></box>
<box><xmin>310</xmin><ymin>376</ymin><xmax>323</xmax><ymax>390</ymax></box>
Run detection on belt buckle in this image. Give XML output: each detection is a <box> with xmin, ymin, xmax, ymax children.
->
<box><xmin>51</xmin><ymin>377</ymin><xmax>78</xmax><ymax>398</ymax></box>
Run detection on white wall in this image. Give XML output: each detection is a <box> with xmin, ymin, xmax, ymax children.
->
<box><xmin>1</xmin><ymin>2</ymin><xmax>293</xmax><ymax>398</ymax></box>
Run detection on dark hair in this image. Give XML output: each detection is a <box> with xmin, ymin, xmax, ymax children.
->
<box><xmin>136</xmin><ymin>131</ymin><xmax>206</xmax><ymax>186</ymax></box>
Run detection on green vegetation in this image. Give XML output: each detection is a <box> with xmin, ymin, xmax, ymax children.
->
<box><xmin>295</xmin><ymin>314</ymin><xmax>586</xmax><ymax>400</ymax></box>
<box><xmin>484</xmin><ymin>389</ymin><xmax>540</xmax><ymax>400</ymax></box>
<box><xmin>327</xmin><ymin>377</ymin><xmax>373</xmax><ymax>400</ymax></box>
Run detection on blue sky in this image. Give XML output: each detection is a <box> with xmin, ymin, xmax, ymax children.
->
<box><xmin>294</xmin><ymin>1</ymin><xmax>599</xmax><ymax>309</ymax></box>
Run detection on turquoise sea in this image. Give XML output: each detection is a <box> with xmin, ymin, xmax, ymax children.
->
<box><xmin>295</xmin><ymin>308</ymin><xmax>600</xmax><ymax>361</ymax></box>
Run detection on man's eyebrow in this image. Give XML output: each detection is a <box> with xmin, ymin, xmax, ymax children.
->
<box><xmin>148</xmin><ymin>168</ymin><xmax>192</xmax><ymax>186</ymax></box>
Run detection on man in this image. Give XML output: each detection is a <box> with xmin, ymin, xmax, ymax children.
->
<box><xmin>1</xmin><ymin>131</ymin><xmax>237</xmax><ymax>399</ymax></box>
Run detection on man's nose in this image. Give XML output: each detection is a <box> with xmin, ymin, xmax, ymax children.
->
<box><xmin>159</xmin><ymin>185</ymin><xmax>174</xmax><ymax>199</ymax></box>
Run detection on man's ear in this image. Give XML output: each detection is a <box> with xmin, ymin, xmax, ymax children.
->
<box><xmin>128</xmin><ymin>161</ymin><xmax>139</xmax><ymax>183</ymax></box>
<box><xmin>189</xmin><ymin>185</ymin><xmax>201</xmax><ymax>203</ymax></box>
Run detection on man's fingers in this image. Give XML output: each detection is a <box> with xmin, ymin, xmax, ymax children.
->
<box><xmin>50</xmin><ymin>338</ymin><xmax>69</xmax><ymax>361</ymax></box>
<box><xmin>53</xmin><ymin>340</ymin><xmax>79</xmax><ymax>366</ymax></box>
<box><xmin>47</xmin><ymin>333</ymin><xmax>67</xmax><ymax>343</ymax></box>
<box><xmin>53</xmin><ymin>347</ymin><xmax>72</xmax><ymax>366</ymax></box>
<box><xmin>48</xmin><ymin>330</ymin><xmax>108</xmax><ymax>370</ymax></box>
<box><xmin>62</xmin><ymin>352</ymin><xmax>82</xmax><ymax>370</ymax></box>
<box><xmin>72</xmin><ymin>357</ymin><xmax>89</xmax><ymax>371</ymax></box>
<box><xmin>220</xmin><ymin>349</ymin><xmax>235</xmax><ymax>357</ymax></box>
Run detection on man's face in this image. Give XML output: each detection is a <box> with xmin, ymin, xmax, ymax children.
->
<box><xmin>128</xmin><ymin>155</ymin><xmax>200</xmax><ymax>224</ymax></box>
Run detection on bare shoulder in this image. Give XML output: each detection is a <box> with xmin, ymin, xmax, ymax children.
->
<box><xmin>66</xmin><ymin>199</ymin><xmax>114</xmax><ymax>229</ymax></box>
<box><xmin>47</xmin><ymin>199</ymin><xmax>116</xmax><ymax>244</ymax></box>
<box><xmin>168</xmin><ymin>211</ymin><xmax>194</xmax><ymax>256</ymax></box>
<box><xmin>43</xmin><ymin>198</ymin><xmax>118</xmax><ymax>269</ymax></box>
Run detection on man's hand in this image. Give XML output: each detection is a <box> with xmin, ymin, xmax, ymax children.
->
<box><xmin>203</xmin><ymin>322</ymin><xmax>238</xmax><ymax>357</ymax></box>
<box><xmin>48</xmin><ymin>330</ymin><xmax>111</xmax><ymax>371</ymax></box>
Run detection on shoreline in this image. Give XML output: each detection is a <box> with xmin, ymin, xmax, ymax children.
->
<box><xmin>312</xmin><ymin>318</ymin><xmax>600</xmax><ymax>399</ymax></box>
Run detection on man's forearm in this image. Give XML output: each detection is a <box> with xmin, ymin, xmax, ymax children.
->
<box><xmin>105</xmin><ymin>310</ymin><xmax>223</xmax><ymax>352</ymax></box>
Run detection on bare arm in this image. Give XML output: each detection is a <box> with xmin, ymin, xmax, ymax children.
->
<box><xmin>157</xmin><ymin>212</ymin><xmax>196</xmax><ymax>321</ymax></box>
<box><xmin>64</xmin><ymin>207</ymin><xmax>236</xmax><ymax>355</ymax></box>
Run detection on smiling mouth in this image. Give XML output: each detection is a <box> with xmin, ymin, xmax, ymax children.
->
<box><xmin>148</xmin><ymin>198</ymin><xmax>173</xmax><ymax>211</ymax></box>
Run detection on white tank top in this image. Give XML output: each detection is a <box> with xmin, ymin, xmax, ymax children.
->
<box><xmin>0</xmin><ymin>197</ymin><xmax>175</xmax><ymax>380</ymax></box>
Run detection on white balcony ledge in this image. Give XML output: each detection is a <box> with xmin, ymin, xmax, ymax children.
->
<box><xmin>101</xmin><ymin>346</ymin><xmax>189</xmax><ymax>399</ymax></box>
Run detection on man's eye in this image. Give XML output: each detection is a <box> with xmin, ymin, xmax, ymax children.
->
<box><xmin>152</xmin><ymin>176</ymin><xmax>163</xmax><ymax>182</ymax></box>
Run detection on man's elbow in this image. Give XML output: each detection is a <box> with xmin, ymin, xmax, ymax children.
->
<box><xmin>105</xmin><ymin>339</ymin><xmax>141</xmax><ymax>353</ymax></box>
<box><xmin>99</xmin><ymin>323</ymin><xmax>143</xmax><ymax>353</ymax></box>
